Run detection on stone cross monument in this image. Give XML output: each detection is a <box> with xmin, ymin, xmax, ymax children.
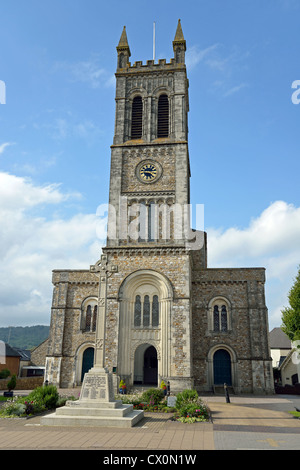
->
<box><xmin>79</xmin><ymin>254</ymin><xmax>118</xmax><ymax>402</ymax></box>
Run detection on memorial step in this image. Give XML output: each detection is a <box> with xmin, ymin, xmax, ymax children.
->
<box><xmin>40</xmin><ymin>409</ymin><xmax>144</xmax><ymax>428</ymax></box>
<box><xmin>54</xmin><ymin>403</ymin><xmax>134</xmax><ymax>417</ymax></box>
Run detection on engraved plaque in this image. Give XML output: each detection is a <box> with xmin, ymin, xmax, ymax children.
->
<box><xmin>80</xmin><ymin>373</ymin><xmax>110</xmax><ymax>401</ymax></box>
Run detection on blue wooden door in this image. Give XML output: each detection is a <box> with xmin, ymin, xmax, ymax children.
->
<box><xmin>213</xmin><ymin>349</ymin><xmax>232</xmax><ymax>386</ymax></box>
<box><xmin>81</xmin><ymin>347</ymin><xmax>94</xmax><ymax>381</ymax></box>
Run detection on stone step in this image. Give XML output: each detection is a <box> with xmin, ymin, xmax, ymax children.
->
<box><xmin>55</xmin><ymin>403</ymin><xmax>134</xmax><ymax>417</ymax></box>
<box><xmin>65</xmin><ymin>399</ymin><xmax>123</xmax><ymax>409</ymax></box>
<box><xmin>40</xmin><ymin>409</ymin><xmax>144</xmax><ymax>428</ymax></box>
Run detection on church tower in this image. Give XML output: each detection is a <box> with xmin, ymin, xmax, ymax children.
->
<box><xmin>107</xmin><ymin>20</ymin><xmax>192</xmax><ymax>248</ymax></box>
<box><xmin>91</xmin><ymin>20</ymin><xmax>204</xmax><ymax>391</ymax></box>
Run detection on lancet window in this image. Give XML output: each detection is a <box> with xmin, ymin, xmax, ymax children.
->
<box><xmin>131</xmin><ymin>96</ymin><xmax>143</xmax><ymax>139</ymax></box>
<box><xmin>134</xmin><ymin>294</ymin><xmax>160</xmax><ymax>328</ymax></box>
<box><xmin>80</xmin><ymin>298</ymin><xmax>98</xmax><ymax>332</ymax></box>
<box><xmin>157</xmin><ymin>94</ymin><xmax>169</xmax><ymax>138</ymax></box>
<box><xmin>210</xmin><ymin>298</ymin><xmax>231</xmax><ymax>332</ymax></box>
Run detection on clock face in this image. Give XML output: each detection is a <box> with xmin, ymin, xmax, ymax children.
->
<box><xmin>139</xmin><ymin>163</ymin><xmax>157</xmax><ymax>182</ymax></box>
<box><xmin>136</xmin><ymin>159</ymin><xmax>162</xmax><ymax>184</ymax></box>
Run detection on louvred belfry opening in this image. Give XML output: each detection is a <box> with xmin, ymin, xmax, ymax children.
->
<box><xmin>157</xmin><ymin>94</ymin><xmax>169</xmax><ymax>138</ymax></box>
<box><xmin>131</xmin><ymin>96</ymin><xmax>143</xmax><ymax>139</ymax></box>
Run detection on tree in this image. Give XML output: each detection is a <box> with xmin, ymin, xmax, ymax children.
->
<box><xmin>281</xmin><ymin>266</ymin><xmax>300</xmax><ymax>342</ymax></box>
<box><xmin>7</xmin><ymin>374</ymin><xmax>17</xmax><ymax>392</ymax></box>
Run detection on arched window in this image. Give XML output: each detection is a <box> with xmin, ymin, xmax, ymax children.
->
<box><xmin>152</xmin><ymin>295</ymin><xmax>159</xmax><ymax>327</ymax></box>
<box><xmin>131</xmin><ymin>96</ymin><xmax>143</xmax><ymax>139</ymax></box>
<box><xmin>85</xmin><ymin>305</ymin><xmax>92</xmax><ymax>332</ymax></box>
<box><xmin>157</xmin><ymin>94</ymin><xmax>169</xmax><ymax>138</ymax></box>
<box><xmin>209</xmin><ymin>298</ymin><xmax>230</xmax><ymax>332</ymax></box>
<box><xmin>213</xmin><ymin>304</ymin><xmax>228</xmax><ymax>331</ymax></box>
<box><xmin>81</xmin><ymin>298</ymin><xmax>98</xmax><ymax>332</ymax></box>
<box><xmin>213</xmin><ymin>305</ymin><xmax>219</xmax><ymax>331</ymax></box>
<box><xmin>133</xmin><ymin>293</ymin><xmax>160</xmax><ymax>328</ymax></box>
<box><xmin>134</xmin><ymin>295</ymin><xmax>141</xmax><ymax>327</ymax></box>
<box><xmin>143</xmin><ymin>295</ymin><xmax>150</xmax><ymax>327</ymax></box>
<box><xmin>221</xmin><ymin>305</ymin><xmax>227</xmax><ymax>332</ymax></box>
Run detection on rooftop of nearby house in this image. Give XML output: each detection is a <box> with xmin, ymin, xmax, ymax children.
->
<box><xmin>269</xmin><ymin>327</ymin><xmax>292</xmax><ymax>349</ymax></box>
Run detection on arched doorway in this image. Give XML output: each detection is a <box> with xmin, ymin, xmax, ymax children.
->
<box><xmin>134</xmin><ymin>344</ymin><xmax>158</xmax><ymax>385</ymax></box>
<box><xmin>118</xmin><ymin>269</ymin><xmax>173</xmax><ymax>386</ymax></box>
<box><xmin>81</xmin><ymin>347</ymin><xmax>94</xmax><ymax>381</ymax></box>
<box><xmin>213</xmin><ymin>349</ymin><xmax>232</xmax><ymax>386</ymax></box>
<box><xmin>144</xmin><ymin>346</ymin><xmax>158</xmax><ymax>385</ymax></box>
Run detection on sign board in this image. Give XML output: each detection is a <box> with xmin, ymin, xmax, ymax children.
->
<box><xmin>167</xmin><ymin>396</ymin><xmax>177</xmax><ymax>407</ymax></box>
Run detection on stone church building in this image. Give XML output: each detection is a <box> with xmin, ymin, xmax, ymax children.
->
<box><xmin>44</xmin><ymin>21</ymin><xmax>274</xmax><ymax>394</ymax></box>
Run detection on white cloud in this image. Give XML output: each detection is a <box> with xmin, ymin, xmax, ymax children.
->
<box><xmin>33</xmin><ymin>113</ymin><xmax>104</xmax><ymax>142</ymax></box>
<box><xmin>0</xmin><ymin>172</ymin><xmax>104</xmax><ymax>326</ymax></box>
<box><xmin>187</xmin><ymin>43</ymin><xmax>250</xmax><ymax>99</ymax></box>
<box><xmin>0</xmin><ymin>142</ymin><xmax>14</xmax><ymax>154</ymax></box>
<box><xmin>207</xmin><ymin>201</ymin><xmax>300</xmax><ymax>329</ymax></box>
<box><xmin>0</xmin><ymin>172</ymin><xmax>79</xmax><ymax>213</ymax></box>
<box><xmin>54</xmin><ymin>56</ymin><xmax>114</xmax><ymax>89</ymax></box>
<box><xmin>186</xmin><ymin>44</ymin><xmax>219</xmax><ymax>70</ymax></box>
<box><xmin>223</xmin><ymin>82</ymin><xmax>248</xmax><ymax>97</ymax></box>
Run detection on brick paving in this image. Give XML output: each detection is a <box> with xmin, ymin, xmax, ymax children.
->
<box><xmin>1</xmin><ymin>391</ymin><xmax>300</xmax><ymax>450</ymax></box>
<box><xmin>0</xmin><ymin>406</ymin><xmax>214</xmax><ymax>450</ymax></box>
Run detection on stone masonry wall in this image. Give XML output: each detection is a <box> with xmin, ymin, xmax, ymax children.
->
<box><xmin>45</xmin><ymin>270</ymin><xmax>99</xmax><ymax>387</ymax></box>
<box><xmin>191</xmin><ymin>267</ymin><xmax>273</xmax><ymax>393</ymax></box>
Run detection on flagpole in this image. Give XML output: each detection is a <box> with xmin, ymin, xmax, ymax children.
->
<box><xmin>153</xmin><ymin>22</ymin><xmax>155</xmax><ymax>61</ymax></box>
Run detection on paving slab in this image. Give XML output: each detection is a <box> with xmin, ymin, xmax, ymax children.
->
<box><xmin>1</xmin><ymin>392</ymin><xmax>300</xmax><ymax>451</ymax></box>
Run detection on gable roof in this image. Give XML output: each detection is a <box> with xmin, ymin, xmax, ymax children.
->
<box><xmin>13</xmin><ymin>347</ymin><xmax>31</xmax><ymax>361</ymax></box>
<box><xmin>269</xmin><ymin>327</ymin><xmax>292</xmax><ymax>349</ymax></box>
<box><xmin>4</xmin><ymin>343</ymin><xmax>21</xmax><ymax>358</ymax></box>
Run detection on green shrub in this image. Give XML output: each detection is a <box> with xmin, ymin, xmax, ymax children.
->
<box><xmin>26</xmin><ymin>384</ymin><xmax>59</xmax><ymax>410</ymax></box>
<box><xmin>13</xmin><ymin>403</ymin><xmax>26</xmax><ymax>416</ymax></box>
<box><xmin>0</xmin><ymin>384</ymin><xmax>60</xmax><ymax>417</ymax></box>
<box><xmin>141</xmin><ymin>388</ymin><xmax>164</xmax><ymax>405</ymax></box>
<box><xmin>173</xmin><ymin>389</ymin><xmax>210</xmax><ymax>423</ymax></box>
<box><xmin>7</xmin><ymin>374</ymin><xmax>17</xmax><ymax>391</ymax></box>
<box><xmin>0</xmin><ymin>398</ymin><xmax>26</xmax><ymax>417</ymax></box>
<box><xmin>0</xmin><ymin>369</ymin><xmax>10</xmax><ymax>379</ymax></box>
<box><xmin>175</xmin><ymin>389</ymin><xmax>198</xmax><ymax>409</ymax></box>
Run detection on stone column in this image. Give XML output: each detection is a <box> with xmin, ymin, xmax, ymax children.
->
<box><xmin>44</xmin><ymin>273</ymin><xmax>68</xmax><ymax>386</ymax></box>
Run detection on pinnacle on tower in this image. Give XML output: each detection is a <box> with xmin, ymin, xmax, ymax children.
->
<box><xmin>117</xmin><ymin>26</ymin><xmax>131</xmax><ymax>55</ymax></box>
<box><xmin>173</xmin><ymin>19</ymin><xmax>186</xmax><ymax>50</ymax></box>
<box><xmin>173</xmin><ymin>19</ymin><xmax>186</xmax><ymax>64</ymax></box>
<box><xmin>116</xmin><ymin>26</ymin><xmax>131</xmax><ymax>69</ymax></box>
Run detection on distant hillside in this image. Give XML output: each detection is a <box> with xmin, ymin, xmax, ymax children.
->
<box><xmin>0</xmin><ymin>325</ymin><xmax>49</xmax><ymax>350</ymax></box>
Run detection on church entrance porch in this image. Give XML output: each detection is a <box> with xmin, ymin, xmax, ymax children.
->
<box><xmin>134</xmin><ymin>344</ymin><xmax>158</xmax><ymax>386</ymax></box>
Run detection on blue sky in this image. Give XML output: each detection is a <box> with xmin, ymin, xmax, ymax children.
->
<box><xmin>0</xmin><ymin>0</ymin><xmax>299</xmax><ymax>329</ymax></box>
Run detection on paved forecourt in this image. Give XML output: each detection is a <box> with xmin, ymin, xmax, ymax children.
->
<box><xmin>1</xmin><ymin>392</ymin><xmax>300</xmax><ymax>450</ymax></box>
